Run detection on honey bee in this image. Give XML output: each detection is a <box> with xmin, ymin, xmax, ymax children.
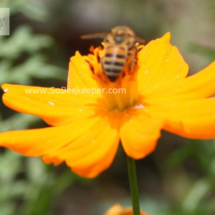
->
<box><xmin>81</xmin><ymin>26</ymin><xmax>145</xmax><ymax>82</ymax></box>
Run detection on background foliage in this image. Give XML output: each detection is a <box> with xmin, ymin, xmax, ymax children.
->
<box><xmin>0</xmin><ymin>0</ymin><xmax>215</xmax><ymax>215</ymax></box>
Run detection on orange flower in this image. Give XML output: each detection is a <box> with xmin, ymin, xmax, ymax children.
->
<box><xmin>104</xmin><ymin>204</ymin><xmax>148</xmax><ymax>215</ymax></box>
<box><xmin>1</xmin><ymin>33</ymin><xmax>215</xmax><ymax>178</ymax></box>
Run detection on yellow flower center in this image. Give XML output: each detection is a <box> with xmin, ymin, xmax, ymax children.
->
<box><xmin>84</xmin><ymin>46</ymin><xmax>140</xmax><ymax>111</ymax></box>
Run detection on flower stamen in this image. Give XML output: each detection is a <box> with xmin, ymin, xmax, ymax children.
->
<box><xmin>84</xmin><ymin>46</ymin><xmax>141</xmax><ymax>111</ymax></box>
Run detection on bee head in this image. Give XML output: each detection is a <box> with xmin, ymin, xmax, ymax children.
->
<box><xmin>112</xmin><ymin>26</ymin><xmax>135</xmax><ymax>44</ymax></box>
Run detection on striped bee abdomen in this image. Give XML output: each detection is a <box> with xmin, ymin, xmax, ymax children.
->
<box><xmin>102</xmin><ymin>45</ymin><xmax>127</xmax><ymax>82</ymax></box>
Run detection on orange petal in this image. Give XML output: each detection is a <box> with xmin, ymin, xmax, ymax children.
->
<box><xmin>120</xmin><ymin>108</ymin><xmax>164</xmax><ymax>159</ymax></box>
<box><xmin>43</xmin><ymin>111</ymin><xmax>120</xmax><ymax>178</ymax></box>
<box><xmin>2</xmin><ymin>84</ymin><xmax>100</xmax><ymax>126</ymax></box>
<box><xmin>105</xmin><ymin>204</ymin><xmax>149</xmax><ymax>215</ymax></box>
<box><xmin>105</xmin><ymin>204</ymin><xmax>123</xmax><ymax>215</ymax></box>
<box><xmin>0</xmin><ymin>114</ymin><xmax>102</xmax><ymax>158</ymax></box>
<box><xmin>137</xmin><ymin>32</ymin><xmax>189</xmax><ymax>93</ymax></box>
<box><xmin>67</xmin><ymin>51</ymin><xmax>99</xmax><ymax>89</ymax></box>
<box><xmin>166</xmin><ymin>61</ymin><xmax>215</xmax><ymax>99</ymax></box>
<box><xmin>145</xmin><ymin>98</ymin><xmax>215</xmax><ymax>139</ymax></box>
<box><xmin>143</xmin><ymin>61</ymin><xmax>215</xmax><ymax>101</ymax></box>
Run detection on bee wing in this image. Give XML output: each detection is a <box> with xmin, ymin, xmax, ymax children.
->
<box><xmin>81</xmin><ymin>32</ymin><xmax>109</xmax><ymax>39</ymax></box>
<box><xmin>134</xmin><ymin>36</ymin><xmax>146</xmax><ymax>44</ymax></box>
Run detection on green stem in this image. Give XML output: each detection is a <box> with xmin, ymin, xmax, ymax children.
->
<box><xmin>127</xmin><ymin>155</ymin><xmax>140</xmax><ymax>215</ymax></box>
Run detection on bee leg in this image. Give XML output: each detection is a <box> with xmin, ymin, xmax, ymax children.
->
<box><xmin>128</xmin><ymin>48</ymin><xmax>137</xmax><ymax>74</ymax></box>
<box><xmin>96</xmin><ymin>49</ymin><xmax>101</xmax><ymax>63</ymax></box>
<box><xmin>85</xmin><ymin>60</ymin><xmax>94</xmax><ymax>74</ymax></box>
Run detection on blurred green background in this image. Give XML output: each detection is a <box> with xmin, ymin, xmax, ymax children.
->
<box><xmin>0</xmin><ymin>0</ymin><xmax>215</xmax><ymax>215</ymax></box>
